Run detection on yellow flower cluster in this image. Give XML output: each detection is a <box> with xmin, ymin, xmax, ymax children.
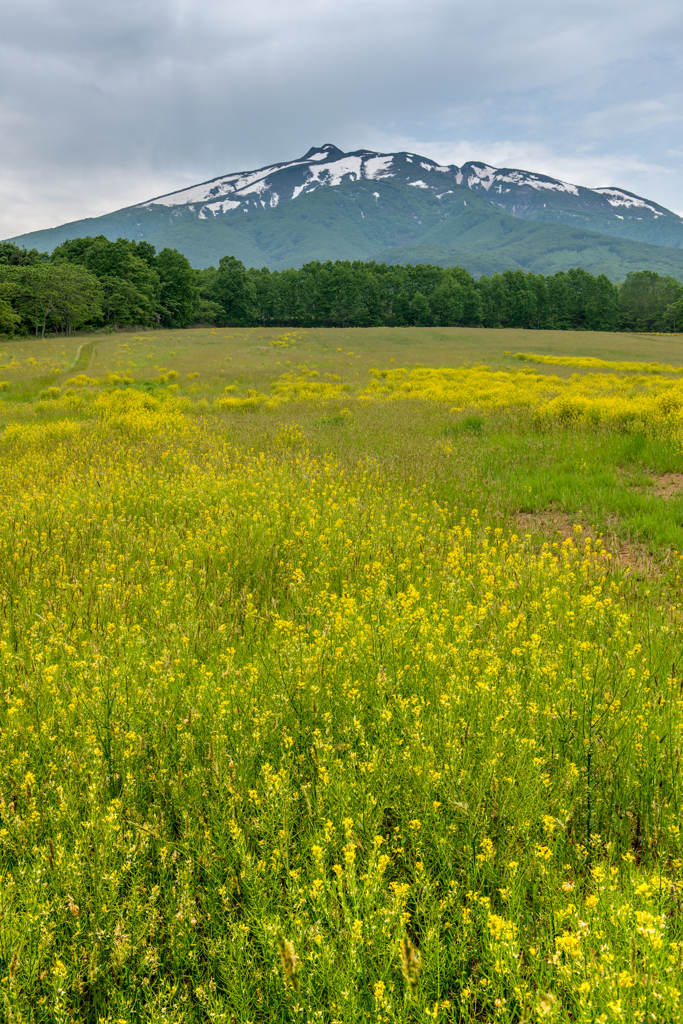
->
<box><xmin>8</xmin><ymin>353</ymin><xmax>683</xmax><ymax>438</ymax></box>
<box><xmin>214</xmin><ymin>371</ymin><xmax>349</xmax><ymax>411</ymax></box>
<box><xmin>360</xmin><ymin>364</ymin><xmax>683</xmax><ymax>430</ymax></box>
<box><xmin>268</xmin><ymin>331</ymin><xmax>306</xmax><ymax>348</ymax></box>
<box><xmin>515</xmin><ymin>352</ymin><xmax>683</xmax><ymax>374</ymax></box>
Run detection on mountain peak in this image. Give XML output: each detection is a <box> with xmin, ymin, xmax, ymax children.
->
<box><xmin>301</xmin><ymin>144</ymin><xmax>345</xmax><ymax>161</ymax></box>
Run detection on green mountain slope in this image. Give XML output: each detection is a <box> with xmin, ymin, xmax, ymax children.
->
<box><xmin>507</xmin><ymin>207</ymin><xmax>683</xmax><ymax>249</ymax></box>
<box><xmin>373</xmin><ymin>215</ymin><xmax>683</xmax><ymax>279</ymax></box>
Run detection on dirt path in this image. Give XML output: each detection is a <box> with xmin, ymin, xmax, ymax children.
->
<box><xmin>63</xmin><ymin>339</ymin><xmax>98</xmax><ymax>376</ymax></box>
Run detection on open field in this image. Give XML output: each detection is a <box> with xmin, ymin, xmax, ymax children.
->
<box><xmin>4</xmin><ymin>325</ymin><xmax>683</xmax><ymax>400</ymax></box>
<box><xmin>2</xmin><ymin>326</ymin><xmax>683</xmax><ymax>1021</ymax></box>
<box><xmin>4</xmin><ymin>325</ymin><xmax>683</xmax><ymax>553</ymax></box>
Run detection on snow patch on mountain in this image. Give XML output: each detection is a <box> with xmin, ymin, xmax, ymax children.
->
<box><xmin>364</xmin><ymin>155</ymin><xmax>394</xmax><ymax>179</ymax></box>
<box><xmin>594</xmin><ymin>189</ymin><xmax>663</xmax><ymax>216</ymax></box>
<box><xmin>465</xmin><ymin>165</ymin><xmax>498</xmax><ymax>190</ymax></box>
<box><xmin>493</xmin><ymin>172</ymin><xmax>579</xmax><ymax>196</ymax></box>
<box><xmin>308</xmin><ymin>156</ymin><xmax>363</xmax><ymax>186</ymax></box>
<box><xmin>238</xmin><ymin>180</ymin><xmax>272</xmax><ymax>199</ymax></box>
<box><xmin>201</xmin><ymin>200</ymin><xmax>241</xmax><ymax>216</ymax></box>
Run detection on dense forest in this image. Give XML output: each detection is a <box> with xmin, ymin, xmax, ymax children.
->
<box><xmin>1</xmin><ymin>235</ymin><xmax>682</xmax><ymax>337</ymax></box>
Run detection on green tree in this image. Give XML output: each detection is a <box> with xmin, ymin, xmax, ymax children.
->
<box><xmin>132</xmin><ymin>240</ymin><xmax>158</xmax><ymax>267</ymax></box>
<box><xmin>477</xmin><ymin>271</ymin><xmax>537</xmax><ymax>328</ymax></box>
<box><xmin>211</xmin><ymin>256</ymin><xmax>257</xmax><ymax>326</ymax></box>
<box><xmin>51</xmin><ymin>236</ymin><xmax>106</xmax><ymax>264</ymax></box>
<box><xmin>545</xmin><ymin>272</ymin><xmax>573</xmax><ymax>329</ymax></box>
<box><xmin>17</xmin><ymin>265</ymin><xmax>62</xmax><ymax>337</ymax></box>
<box><xmin>48</xmin><ymin>264</ymin><xmax>103</xmax><ymax>335</ymax></box>
<box><xmin>409</xmin><ymin>290</ymin><xmax>432</xmax><ymax>326</ymax></box>
<box><xmin>248</xmin><ymin>266</ymin><xmax>279</xmax><ymax>326</ymax></box>
<box><xmin>52</xmin><ymin>236</ymin><xmax>161</xmax><ymax>326</ymax></box>
<box><xmin>96</xmin><ymin>276</ymin><xmax>152</xmax><ymax>327</ymax></box>
<box><xmin>0</xmin><ymin>241</ymin><xmax>47</xmax><ymax>266</ymax></box>
<box><xmin>446</xmin><ymin>267</ymin><xmax>482</xmax><ymax>325</ymax></box>
<box><xmin>0</xmin><ymin>274</ymin><xmax>21</xmax><ymax>334</ymax></box>
<box><xmin>155</xmin><ymin>249</ymin><xmax>198</xmax><ymax>328</ymax></box>
<box><xmin>8</xmin><ymin>264</ymin><xmax>102</xmax><ymax>337</ymax></box>
<box><xmin>619</xmin><ymin>271</ymin><xmax>683</xmax><ymax>332</ymax></box>
<box><xmin>664</xmin><ymin>296</ymin><xmax>683</xmax><ymax>333</ymax></box>
<box><xmin>430</xmin><ymin>281</ymin><xmax>465</xmax><ymax>325</ymax></box>
<box><xmin>556</xmin><ymin>268</ymin><xmax>619</xmax><ymax>331</ymax></box>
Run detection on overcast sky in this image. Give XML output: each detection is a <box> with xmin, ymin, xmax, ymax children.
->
<box><xmin>1</xmin><ymin>0</ymin><xmax>682</xmax><ymax>239</ymax></box>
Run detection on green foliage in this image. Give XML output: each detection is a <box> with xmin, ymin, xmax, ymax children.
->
<box><xmin>619</xmin><ymin>270</ymin><xmax>683</xmax><ymax>332</ymax></box>
<box><xmin>409</xmin><ymin>290</ymin><xmax>432</xmax><ymax>326</ymax></box>
<box><xmin>0</xmin><ymin>292</ymin><xmax>21</xmax><ymax>334</ymax></box>
<box><xmin>155</xmin><ymin>248</ymin><xmax>198</xmax><ymax>328</ymax></box>
<box><xmin>192</xmin><ymin>297</ymin><xmax>226</xmax><ymax>325</ymax></box>
<box><xmin>0</xmin><ymin>263</ymin><xmax>103</xmax><ymax>337</ymax></box>
<box><xmin>210</xmin><ymin>255</ymin><xmax>258</xmax><ymax>326</ymax></box>
<box><xmin>0</xmin><ymin>240</ymin><xmax>47</xmax><ymax>266</ymax></box>
<box><xmin>477</xmin><ymin>267</ymin><xmax>622</xmax><ymax>331</ymax></box>
<box><xmin>213</xmin><ymin>260</ymin><xmax>680</xmax><ymax>332</ymax></box>
<box><xmin>53</xmin><ymin>236</ymin><xmax>161</xmax><ymax>327</ymax></box>
<box><xmin>48</xmin><ymin>236</ymin><xmax>201</xmax><ymax>330</ymax></box>
<box><xmin>429</xmin><ymin>280</ymin><xmax>467</xmax><ymax>326</ymax></box>
<box><xmin>3</xmin><ymin>228</ymin><xmax>683</xmax><ymax>339</ymax></box>
<box><xmin>244</xmin><ymin>260</ymin><xmax>483</xmax><ymax>328</ymax></box>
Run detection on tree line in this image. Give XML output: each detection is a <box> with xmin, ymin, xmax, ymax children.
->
<box><xmin>1</xmin><ymin>236</ymin><xmax>682</xmax><ymax>337</ymax></box>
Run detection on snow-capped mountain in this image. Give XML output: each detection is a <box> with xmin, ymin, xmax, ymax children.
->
<box><xmin>7</xmin><ymin>145</ymin><xmax>683</xmax><ymax>280</ymax></box>
<box><xmin>137</xmin><ymin>144</ymin><xmax>680</xmax><ymax>233</ymax></box>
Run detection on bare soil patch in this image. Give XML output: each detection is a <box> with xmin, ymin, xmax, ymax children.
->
<box><xmin>625</xmin><ymin>472</ymin><xmax>683</xmax><ymax>500</ymax></box>
<box><xmin>515</xmin><ymin>510</ymin><xmax>597</xmax><ymax>544</ymax></box>
<box><xmin>514</xmin><ymin>509</ymin><xmax>657</xmax><ymax>578</ymax></box>
<box><xmin>648</xmin><ymin>473</ymin><xmax>683</xmax><ymax>499</ymax></box>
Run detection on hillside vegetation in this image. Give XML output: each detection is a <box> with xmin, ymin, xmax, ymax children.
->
<box><xmin>2</xmin><ymin>325</ymin><xmax>683</xmax><ymax>1019</ymax></box>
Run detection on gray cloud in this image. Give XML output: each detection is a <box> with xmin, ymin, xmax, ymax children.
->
<box><xmin>1</xmin><ymin>0</ymin><xmax>682</xmax><ymax>238</ymax></box>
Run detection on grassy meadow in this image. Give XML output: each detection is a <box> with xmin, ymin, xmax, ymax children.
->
<box><xmin>2</xmin><ymin>325</ymin><xmax>683</xmax><ymax>1022</ymax></box>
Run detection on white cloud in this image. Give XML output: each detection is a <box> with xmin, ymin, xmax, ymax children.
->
<box><xmin>583</xmin><ymin>98</ymin><xmax>683</xmax><ymax>138</ymax></box>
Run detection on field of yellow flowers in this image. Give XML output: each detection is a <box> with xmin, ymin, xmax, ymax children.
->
<box><xmin>2</xmin><ymin>326</ymin><xmax>683</xmax><ymax>1022</ymax></box>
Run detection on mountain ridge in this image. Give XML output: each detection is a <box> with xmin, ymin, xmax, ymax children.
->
<box><xmin>6</xmin><ymin>145</ymin><xmax>683</xmax><ymax>280</ymax></box>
